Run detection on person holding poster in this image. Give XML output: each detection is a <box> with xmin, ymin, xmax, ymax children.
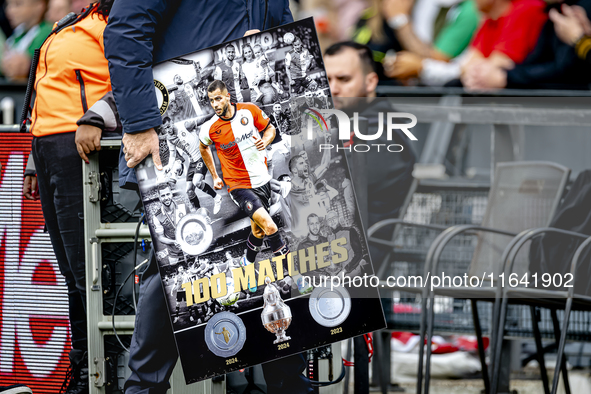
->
<box><xmin>103</xmin><ymin>1</ymin><xmax>312</xmax><ymax>393</ymax></box>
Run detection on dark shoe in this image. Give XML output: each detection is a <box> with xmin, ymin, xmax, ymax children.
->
<box><xmin>60</xmin><ymin>349</ymin><xmax>89</xmax><ymax>394</ymax></box>
<box><xmin>0</xmin><ymin>385</ymin><xmax>33</xmax><ymax>394</ymax></box>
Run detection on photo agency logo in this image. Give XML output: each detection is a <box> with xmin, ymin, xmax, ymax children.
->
<box><xmin>304</xmin><ymin>108</ymin><xmax>418</xmax><ymax>152</ymax></box>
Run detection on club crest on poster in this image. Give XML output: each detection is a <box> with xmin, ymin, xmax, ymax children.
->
<box><xmin>135</xmin><ymin>18</ymin><xmax>385</xmax><ymax>384</ymax></box>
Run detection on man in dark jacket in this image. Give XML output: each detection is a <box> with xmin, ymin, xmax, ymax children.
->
<box><xmin>103</xmin><ymin>2</ymin><xmax>311</xmax><ymax>393</ymax></box>
<box><xmin>324</xmin><ymin>41</ymin><xmax>417</xmax><ymax>272</ymax></box>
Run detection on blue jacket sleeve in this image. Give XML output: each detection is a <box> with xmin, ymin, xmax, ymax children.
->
<box><xmin>104</xmin><ymin>0</ymin><xmax>171</xmax><ymax>135</ymax></box>
<box><xmin>281</xmin><ymin>0</ymin><xmax>294</xmax><ymax>24</ymax></box>
<box><xmin>263</xmin><ymin>0</ymin><xmax>293</xmax><ymax>29</ymax></box>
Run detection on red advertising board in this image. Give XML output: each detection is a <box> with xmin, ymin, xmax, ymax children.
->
<box><xmin>0</xmin><ymin>132</ymin><xmax>70</xmax><ymax>392</ymax></box>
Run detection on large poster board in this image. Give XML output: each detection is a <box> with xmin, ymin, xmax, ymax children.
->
<box><xmin>136</xmin><ymin>18</ymin><xmax>385</xmax><ymax>383</ymax></box>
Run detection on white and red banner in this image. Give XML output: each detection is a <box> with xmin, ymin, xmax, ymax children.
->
<box><xmin>0</xmin><ymin>132</ymin><xmax>70</xmax><ymax>392</ymax></box>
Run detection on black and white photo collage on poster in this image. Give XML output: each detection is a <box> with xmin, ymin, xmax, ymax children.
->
<box><xmin>134</xmin><ymin>18</ymin><xmax>384</xmax><ymax>383</ymax></box>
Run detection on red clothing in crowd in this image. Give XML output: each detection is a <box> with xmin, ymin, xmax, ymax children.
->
<box><xmin>472</xmin><ymin>0</ymin><xmax>548</xmax><ymax>64</ymax></box>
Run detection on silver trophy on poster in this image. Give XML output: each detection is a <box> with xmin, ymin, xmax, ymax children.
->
<box><xmin>261</xmin><ymin>277</ymin><xmax>292</xmax><ymax>344</ymax></box>
<box><xmin>175</xmin><ymin>208</ymin><xmax>214</xmax><ymax>256</ymax></box>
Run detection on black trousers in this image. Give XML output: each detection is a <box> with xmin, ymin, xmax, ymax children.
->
<box><xmin>32</xmin><ymin>132</ymin><xmax>87</xmax><ymax>352</ymax></box>
<box><xmin>124</xmin><ymin>256</ymin><xmax>178</xmax><ymax>394</ymax></box>
<box><xmin>125</xmin><ymin>254</ymin><xmax>313</xmax><ymax>394</ymax></box>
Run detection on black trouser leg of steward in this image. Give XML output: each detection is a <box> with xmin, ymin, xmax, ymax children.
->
<box><xmin>32</xmin><ymin>132</ymin><xmax>87</xmax><ymax>352</ymax></box>
<box><xmin>125</xmin><ymin>254</ymin><xmax>178</xmax><ymax>394</ymax></box>
<box><xmin>262</xmin><ymin>353</ymin><xmax>313</xmax><ymax>394</ymax></box>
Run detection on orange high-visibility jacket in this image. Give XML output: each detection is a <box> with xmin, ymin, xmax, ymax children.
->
<box><xmin>31</xmin><ymin>7</ymin><xmax>111</xmax><ymax>137</ymax></box>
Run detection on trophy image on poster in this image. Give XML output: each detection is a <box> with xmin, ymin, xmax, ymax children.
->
<box><xmin>205</xmin><ymin>312</ymin><xmax>247</xmax><ymax>357</ymax></box>
<box><xmin>175</xmin><ymin>208</ymin><xmax>213</xmax><ymax>256</ymax></box>
<box><xmin>261</xmin><ymin>277</ymin><xmax>292</xmax><ymax>344</ymax></box>
<box><xmin>309</xmin><ymin>285</ymin><xmax>351</xmax><ymax>327</ymax></box>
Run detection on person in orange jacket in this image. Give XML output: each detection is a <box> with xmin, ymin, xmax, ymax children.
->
<box><xmin>22</xmin><ymin>2</ymin><xmax>113</xmax><ymax>393</ymax></box>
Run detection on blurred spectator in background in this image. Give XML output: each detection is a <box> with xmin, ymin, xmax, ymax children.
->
<box><xmin>2</xmin><ymin>0</ymin><xmax>51</xmax><ymax>80</ymax></box>
<box><xmin>354</xmin><ymin>0</ymin><xmax>479</xmax><ymax>81</ymax></box>
<box><xmin>353</xmin><ymin>0</ymin><xmax>405</xmax><ymax>78</ymax></box>
<box><xmin>0</xmin><ymin>1</ymin><xmax>14</xmax><ymax>39</ymax></box>
<box><xmin>550</xmin><ymin>4</ymin><xmax>591</xmax><ymax>63</ymax></box>
<box><xmin>298</xmin><ymin>0</ymin><xmax>366</xmax><ymax>48</ymax></box>
<box><xmin>45</xmin><ymin>0</ymin><xmax>70</xmax><ymax>22</ymax></box>
<box><xmin>0</xmin><ymin>1</ymin><xmax>13</xmax><ymax>58</ymax></box>
<box><xmin>396</xmin><ymin>0</ymin><xmax>548</xmax><ymax>86</ymax></box>
<box><xmin>458</xmin><ymin>0</ymin><xmax>548</xmax><ymax>86</ymax></box>
<box><xmin>298</xmin><ymin>0</ymin><xmax>338</xmax><ymax>49</ymax></box>
<box><xmin>383</xmin><ymin>0</ymin><xmax>479</xmax><ymax>79</ymax></box>
<box><xmin>332</xmin><ymin>0</ymin><xmax>367</xmax><ymax>39</ymax></box>
<box><xmin>462</xmin><ymin>0</ymin><xmax>591</xmax><ymax>89</ymax></box>
<box><xmin>70</xmin><ymin>0</ymin><xmax>89</xmax><ymax>13</ymax></box>
<box><xmin>46</xmin><ymin>0</ymin><xmax>90</xmax><ymax>23</ymax></box>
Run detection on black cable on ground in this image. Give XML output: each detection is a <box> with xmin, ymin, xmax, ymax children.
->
<box><xmin>111</xmin><ymin>257</ymin><xmax>148</xmax><ymax>352</ymax></box>
<box><xmin>112</xmin><ymin>213</ymin><xmax>147</xmax><ymax>352</ymax></box>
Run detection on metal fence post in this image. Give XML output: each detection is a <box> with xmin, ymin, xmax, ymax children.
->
<box><xmin>354</xmin><ymin>335</ymin><xmax>369</xmax><ymax>394</ymax></box>
<box><xmin>348</xmin><ymin>116</ymin><xmax>370</xmax><ymax>394</ymax></box>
